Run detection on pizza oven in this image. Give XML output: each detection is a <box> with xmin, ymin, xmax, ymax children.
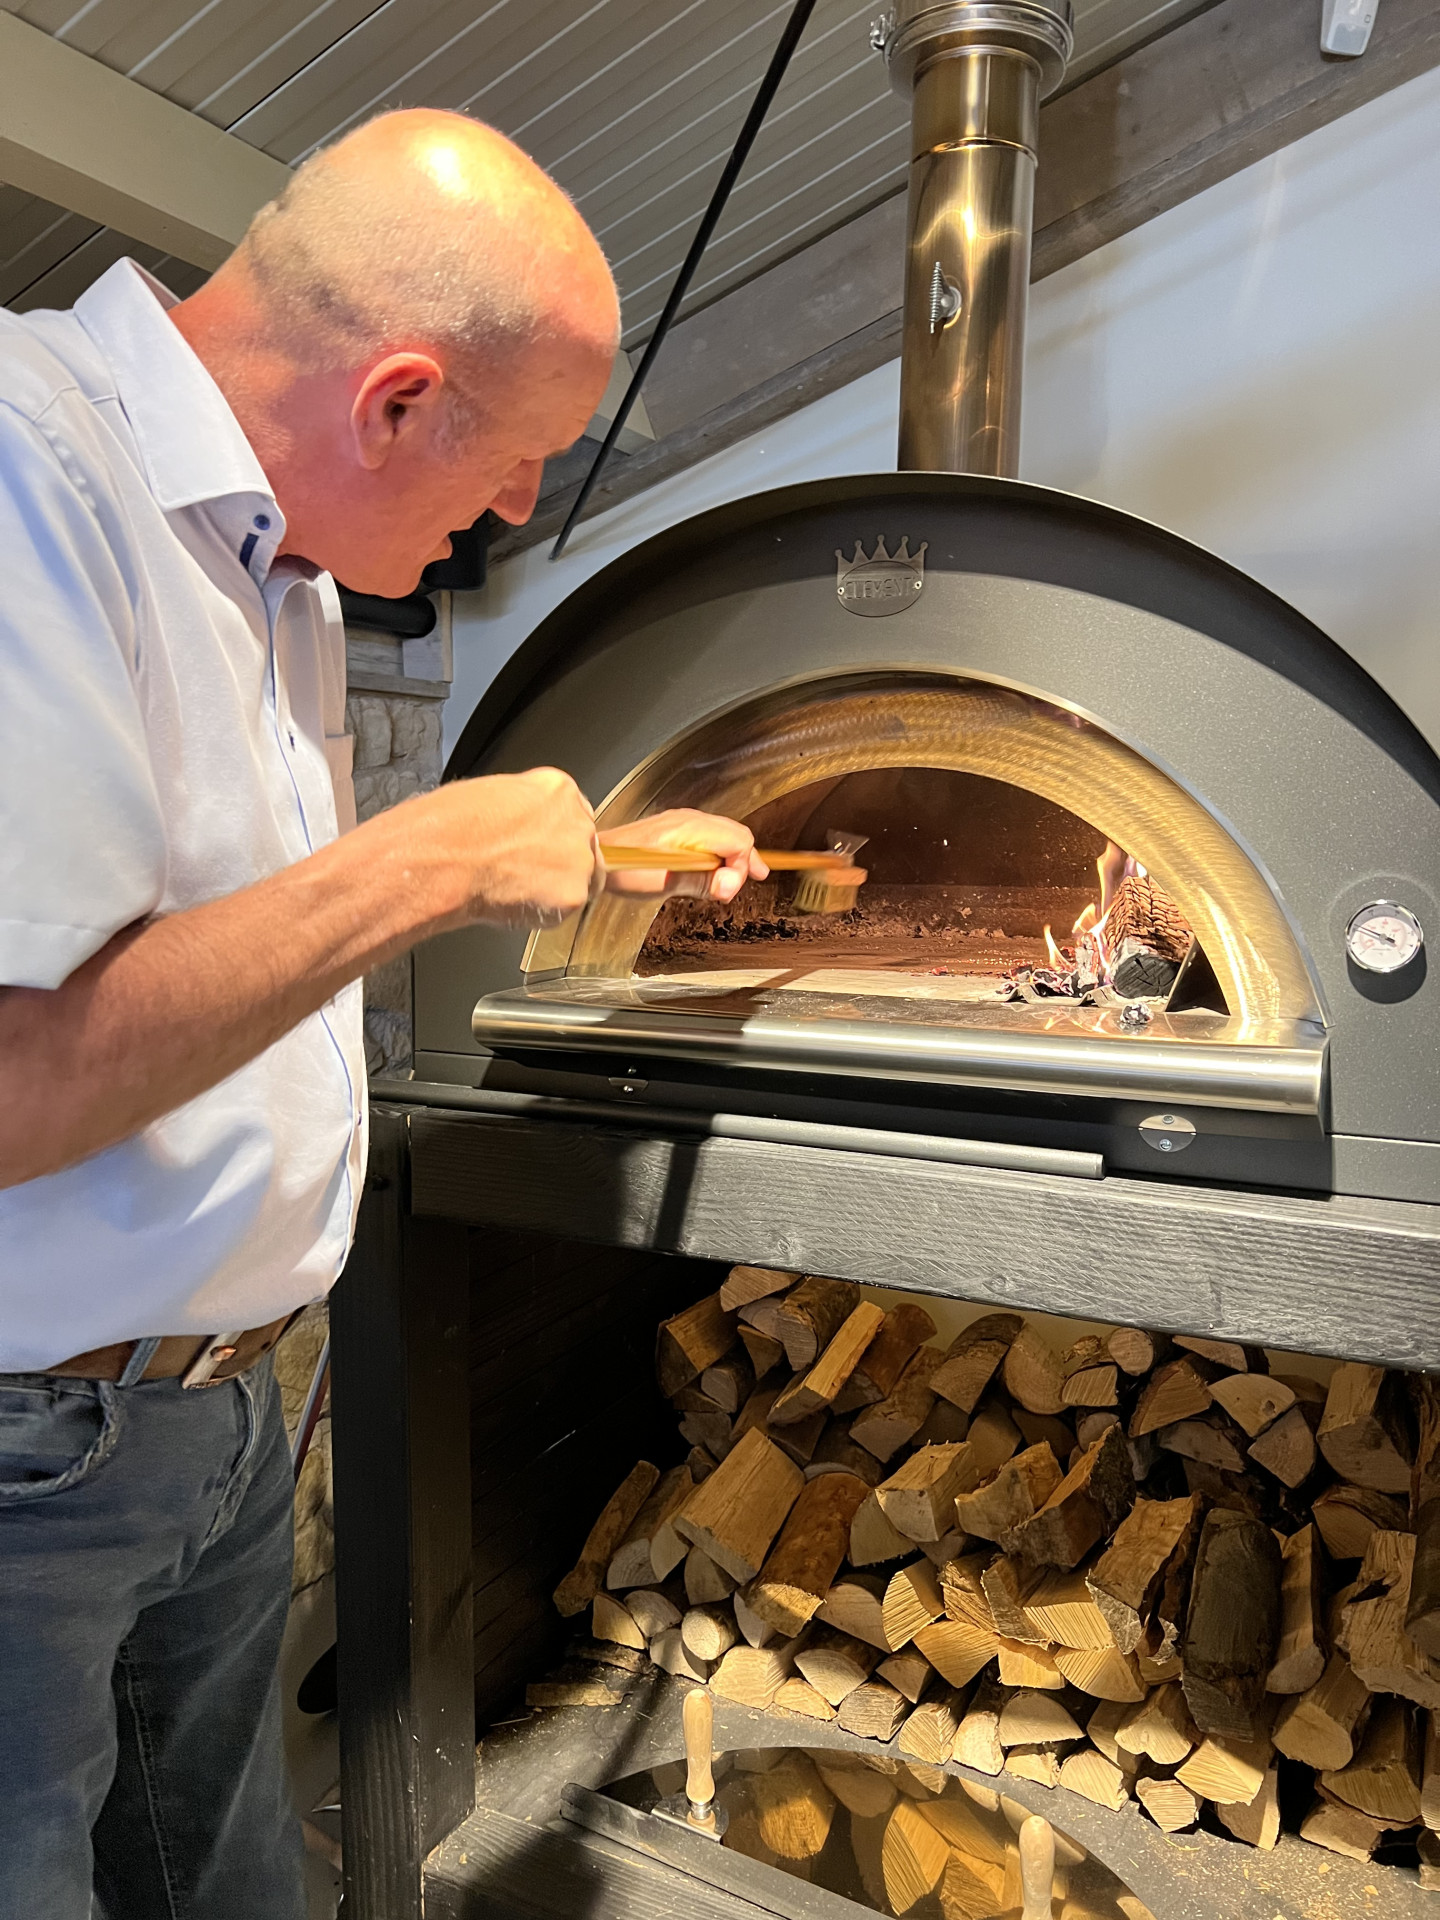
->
<box><xmin>412</xmin><ymin>0</ymin><xmax>1440</xmax><ymax>1207</ymax></box>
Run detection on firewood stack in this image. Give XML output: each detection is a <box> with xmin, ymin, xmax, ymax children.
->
<box><xmin>546</xmin><ymin>1268</ymin><xmax>1440</xmax><ymax>1883</ymax></box>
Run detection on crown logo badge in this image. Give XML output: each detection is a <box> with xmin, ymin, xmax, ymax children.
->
<box><xmin>834</xmin><ymin>536</ymin><xmax>927</xmax><ymax>618</ymax></box>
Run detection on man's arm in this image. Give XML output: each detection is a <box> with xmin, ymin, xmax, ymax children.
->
<box><xmin>0</xmin><ymin>773</ymin><xmax>760</xmax><ymax>1190</ymax></box>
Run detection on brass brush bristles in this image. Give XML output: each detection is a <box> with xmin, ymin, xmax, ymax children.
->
<box><xmin>790</xmin><ymin>864</ymin><xmax>868</xmax><ymax>914</ymax></box>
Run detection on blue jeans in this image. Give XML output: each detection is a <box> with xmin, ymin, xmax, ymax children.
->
<box><xmin>0</xmin><ymin>1355</ymin><xmax>305</xmax><ymax>1919</ymax></box>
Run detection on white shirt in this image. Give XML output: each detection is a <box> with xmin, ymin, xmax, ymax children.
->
<box><xmin>0</xmin><ymin>259</ymin><xmax>366</xmax><ymax>1372</ymax></box>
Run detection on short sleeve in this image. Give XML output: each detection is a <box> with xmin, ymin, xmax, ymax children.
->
<box><xmin>0</xmin><ymin>404</ymin><xmax>165</xmax><ymax>988</ymax></box>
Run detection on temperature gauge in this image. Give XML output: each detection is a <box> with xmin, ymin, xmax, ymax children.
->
<box><xmin>1346</xmin><ymin>902</ymin><xmax>1423</xmax><ymax>974</ymax></box>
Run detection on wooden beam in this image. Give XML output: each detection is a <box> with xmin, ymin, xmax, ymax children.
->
<box><xmin>493</xmin><ymin>0</ymin><xmax>1440</xmax><ymax>561</ymax></box>
<box><xmin>400</xmin><ymin>1105</ymin><xmax>1440</xmax><ymax>1374</ymax></box>
<box><xmin>0</xmin><ymin>12</ymin><xmax>288</xmax><ymax>270</ymax></box>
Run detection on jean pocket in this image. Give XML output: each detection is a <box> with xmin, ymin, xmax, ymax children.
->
<box><xmin>0</xmin><ymin>1378</ymin><xmax>121</xmax><ymax>1505</ymax></box>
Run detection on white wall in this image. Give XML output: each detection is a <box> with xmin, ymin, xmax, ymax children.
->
<box><xmin>449</xmin><ymin>61</ymin><xmax>1440</xmax><ymax>761</ymax></box>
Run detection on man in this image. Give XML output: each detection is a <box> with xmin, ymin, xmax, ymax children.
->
<box><xmin>0</xmin><ymin>109</ymin><xmax>762</xmax><ymax>1916</ymax></box>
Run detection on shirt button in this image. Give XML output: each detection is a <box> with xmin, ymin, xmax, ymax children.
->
<box><xmin>254</xmin><ymin>513</ymin><xmax>271</xmax><ymax>531</ymax></box>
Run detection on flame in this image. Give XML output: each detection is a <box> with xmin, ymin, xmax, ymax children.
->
<box><xmin>1043</xmin><ymin>924</ymin><xmax>1066</xmax><ymax>969</ymax></box>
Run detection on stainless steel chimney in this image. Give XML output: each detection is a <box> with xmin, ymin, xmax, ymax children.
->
<box><xmin>881</xmin><ymin>1</ymin><xmax>1073</xmax><ymax>475</ymax></box>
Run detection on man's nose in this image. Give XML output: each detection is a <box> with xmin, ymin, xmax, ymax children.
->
<box><xmin>488</xmin><ymin>459</ymin><xmax>545</xmax><ymax>527</ymax></box>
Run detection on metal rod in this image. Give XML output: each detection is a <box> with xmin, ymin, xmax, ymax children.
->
<box><xmin>367</xmin><ymin>1078</ymin><xmax>1105</xmax><ymax>1179</ymax></box>
<box><xmin>550</xmin><ymin>0</ymin><xmax>818</xmax><ymax>560</ymax></box>
<box><xmin>291</xmin><ymin>1335</ymin><xmax>331</xmax><ymax>1482</ymax></box>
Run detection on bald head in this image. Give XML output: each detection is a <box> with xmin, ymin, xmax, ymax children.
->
<box><xmin>233</xmin><ymin>109</ymin><xmax>619</xmax><ymax>433</ymax></box>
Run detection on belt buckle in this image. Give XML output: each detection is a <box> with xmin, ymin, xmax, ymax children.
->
<box><xmin>181</xmin><ymin>1333</ymin><xmax>245</xmax><ymax>1390</ymax></box>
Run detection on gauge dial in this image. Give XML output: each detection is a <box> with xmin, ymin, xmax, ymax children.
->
<box><xmin>1346</xmin><ymin>902</ymin><xmax>1424</xmax><ymax>974</ymax></box>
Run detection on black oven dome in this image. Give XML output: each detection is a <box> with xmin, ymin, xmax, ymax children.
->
<box><xmin>430</xmin><ymin>474</ymin><xmax>1440</xmax><ymax>1170</ymax></box>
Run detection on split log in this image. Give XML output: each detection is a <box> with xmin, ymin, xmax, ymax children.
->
<box><xmin>851</xmin><ymin>1346</ymin><xmax>945</xmax><ymax>1463</ymax></box>
<box><xmin>1135</xmin><ymin>1776</ymin><xmax>1199</xmax><ymax>1831</ymax></box>
<box><xmin>1321</xmin><ymin>1694</ymin><xmax>1422</xmax><ymax>1825</ymax></box>
<box><xmin>1218</xmin><ymin>1765</ymin><xmax>1281</xmax><ymax>1848</ymax></box>
<box><xmin>553</xmin><ymin>1461</ymin><xmax>660</xmax><ymax>1617</ymax></box>
<box><xmin>1086</xmin><ymin>1494</ymin><xmax>1202</xmax><ymax>1655</ymax></box>
<box><xmin>914</xmin><ymin>1616</ymin><xmax>1000</xmax><ymax>1689</ymax></box>
<box><xmin>677</xmin><ymin>1405</ymin><xmax>733</xmax><ymax>1460</ymax></box>
<box><xmin>1312</xmin><ymin>1483</ymin><xmax>1408</xmax><ymax>1560</ymax></box>
<box><xmin>773</xmin><ymin>1676</ymin><xmax>836</xmax><ymax>1721</ymax></box>
<box><xmin>1129</xmin><ymin>1358</ymin><xmax>1213</xmax><ymax>1436</ymax></box>
<box><xmin>607</xmin><ymin>1465</ymin><xmax>693</xmax><ymax>1589</ymax></box>
<box><xmin>656</xmin><ymin>1296</ymin><xmax>736</xmax><ymax>1397</ymax></box>
<box><xmin>795</xmin><ymin>1628</ymin><xmax>882</xmax><ymax>1705</ymax></box>
<box><xmin>1158</xmin><ymin>1413</ymin><xmax>1247</xmax><ymax>1474</ymax></box>
<box><xmin>966</xmin><ymin>1397</ymin><xmax>1023</xmax><ymax>1474</ymax></box>
<box><xmin>673</xmin><ymin>1427</ymin><xmax>803</xmax><ymax>1584</ymax></box>
<box><xmin>883</xmin><ymin>1559</ymin><xmax>946</xmax><ymax>1649</ymax></box>
<box><xmin>1075</xmin><ymin>1411</ymin><xmax>1120</xmax><ymax>1450</ymax></box>
<box><xmin>591</xmin><ymin>1594</ymin><xmax>645</xmax><ymax>1649</ymax></box>
<box><xmin>624</xmin><ymin>1589</ymin><xmax>680</xmax><ymax>1640</ymax></box>
<box><xmin>1422</xmin><ymin>1828</ymin><xmax>1440</xmax><ymax>1892</ymax></box>
<box><xmin>1053</xmin><ymin>1646</ymin><xmax>1146</xmax><ymax>1703</ymax></box>
<box><xmin>684</xmin><ymin>1546</ymin><xmax>737</xmax><ymax>1605</ymax></box>
<box><xmin>1116</xmin><ymin>1683</ymin><xmax>1198</xmax><ymax>1766</ymax></box>
<box><xmin>526</xmin><ymin>1663</ymin><xmax>633</xmax><ymax>1708</ymax></box>
<box><xmin>1021</xmin><ymin>1566</ymin><xmax>1120</xmax><ymax>1649</ymax></box>
<box><xmin>953</xmin><ymin>1676</ymin><xmax>1007</xmax><ymax>1773</ymax></box>
<box><xmin>999</xmin><ymin>1691</ymin><xmax>1084</xmax><ymax>1749</ymax></box>
<box><xmin>982</xmin><ymin>1556</ymin><xmax>1047</xmax><ymax>1645</ymax></box>
<box><xmin>931</xmin><ymin>1312</ymin><xmax>1024</xmax><ymax>1413</ymax></box>
<box><xmin>1267</xmin><ymin>1524</ymin><xmax>1326</xmax><ymax>1695</ymax></box>
<box><xmin>839</xmin><ymin>1302</ymin><xmax>938</xmax><ymax>1411</ymax></box>
<box><xmin>685</xmin><ymin>1444</ymin><xmax>718</xmax><ymax>1486</ymax></box>
<box><xmin>878</xmin><ymin>1442</ymin><xmax>982</xmax><ymax>1543</ymax></box>
<box><xmin>882</xmin><ymin>1796</ymin><xmax>952</xmax><ymax>1911</ymax></box>
<box><xmin>731</xmin><ymin>1384</ymin><xmax>781</xmax><ymax>1446</ymax></box>
<box><xmin>738</xmin><ymin>1325</ymin><xmax>786</xmax><ymax>1379</ymax></box>
<box><xmin>918</xmin><ymin>1399</ymin><xmax>970</xmax><ymax>1448</ymax></box>
<box><xmin>1055</xmin><ymin>1748</ymin><xmax>1129</xmax><ymax>1814</ymax></box>
<box><xmin>851</xmin><ymin>1489</ymin><xmax>917</xmax><ymax>1567</ymax></box>
<box><xmin>733</xmin><ymin>1589</ymin><xmax>778</xmax><ymax>1648</ymax></box>
<box><xmin>680</xmin><ymin>1605</ymin><xmax>737</xmax><ymax>1663</ymax></box>
<box><xmin>1341</xmin><ymin>1530</ymin><xmax>1440</xmax><ymax>1706</ymax></box>
<box><xmin>896</xmin><ymin>1691</ymin><xmax>963</xmax><ymax>1765</ymax></box>
<box><xmin>805</xmin><ymin>1427</ymin><xmax>885</xmax><ymax>1486</ymax></box>
<box><xmin>1272</xmin><ymin>1653</ymin><xmax>1373</xmax><ymax>1769</ymax></box>
<box><xmin>997</xmin><ymin>1639</ymin><xmax>1064</xmax><ymax>1690</ymax></box>
<box><xmin>699</xmin><ymin>1352</ymin><xmax>754</xmax><ymax>1416</ymax></box>
<box><xmin>648</xmin><ymin>1629</ymin><xmax>710</xmax><ymax>1682</ymax></box>
<box><xmin>1298</xmin><ymin>1794</ymin><xmax>1389</xmax><ymax>1860</ymax></box>
<box><xmin>1176</xmin><ymin>1730</ymin><xmax>1273</xmax><ymax>1805</ymax></box>
<box><xmin>720</xmin><ymin>1264</ymin><xmax>798</xmax><ymax>1313</ymax></box>
<box><xmin>769</xmin><ymin>1301</ymin><xmax>887</xmax><ymax>1426</ymax></box>
<box><xmin>750</xmin><ymin>1753</ymin><xmax>835</xmax><ymax>1859</ymax></box>
<box><xmin>746</xmin><ymin>1470</ymin><xmax>871</xmax><ymax>1637</ymax></box>
<box><xmin>1007</xmin><ymin>1746</ymin><xmax>1061</xmax><ymax>1787</ymax></box>
<box><xmin>1003</xmin><ymin>1325</ymin><xmax>1067</xmax><ymax>1416</ymax></box>
<box><xmin>771</xmin><ymin>1275</ymin><xmax>859</xmax><ymax>1372</ymax></box>
<box><xmin>813</xmin><ymin>1754</ymin><xmax>898</xmax><ymax>1819</ymax></box>
<box><xmin>768</xmin><ymin>1408</ymin><xmax>829</xmax><ymax>1469</ymax></box>
<box><xmin>1317</xmin><ymin>1362</ymin><xmax>1414</xmax><ymax>1493</ymax></box>
<box><xmin>1210</xmin><ymin>1372</ymin><xmax>1296</xmax><ymax>1438</ymax></box>
<box><xmin>1407</xmin><ymin>1374</ymin><xmax>1440</xmax><ymax>1658</ymax></box>
<box><xmin>838</xmin><ymin>1679</ymin><xmax>910</xmax><ymax>1741</ymax></box>
<box><xmin>1173</xmin><ymin>1336</ymin><xmax>1258</xmax><ymax>1372</ymax></box>
<box><xmin>1004</xmin><ymin>1423</ymin><xmax>1135</xmax><ymax>1570</ymax></box>
<box><xmin>1247</xmin><ymin>1405</ymin><xmax>1317</xmax><ymax>1488</ymax></box>
<box><xmin>941</xmin><ymin>1550</ymin><xmax>997</xmax><ymax>1627</ymax></box>
<box><xmin>1012</xmin><ymin>1409</ymin><xmax>1076</xmax><ymax>1458</ymax></box>
<box><xmin>1180</xmin><ymin>1508</ymin><xmax>1282</xmax><ymax>1740</ymax></box>
<box><xmin>917</xmin><ymin>1792</ymin><xmax>1010</xmax><ymax>1868</ymax></box>
<box><xmin>920</xmin><ymin>1527</ymin><xmax>967</xmax><ymax>1568</ymax></box>
<box><xmin>880</xmin><ymin>1647</ymin><xmax>935</xmax><ymax>1705</ymax></box>
<box><xmin>937</xmin><ymin>1854</ymin><xmax>1009</xmax><ymax>1920</ymax></box>
<box><xmin>954</xmin><ymin>1443</ymin><xmax>1062</xmax><ymax>1544</ymax></box>
<box><xmin>816</xmin><ymin>1571</ymin><xmax>890</xmax><ymax>1649</ymax></box>
<box><xmin>1062</xmin><ymin>1365</ymin><xmax>1119</xmax><ymax>1409</ymax></box>
<box><xmin>1108</xmin><ymin>1328</ymin><xmax>1167</xmax><ymax>1376</ymax></box>
<box><xmin>709</xmin><ymin>1642</ymin><xmax>795</xmax><ymax>1708</ymax></box>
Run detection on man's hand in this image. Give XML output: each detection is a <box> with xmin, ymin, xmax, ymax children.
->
<box><xmin>597</xmin><ymin>809</ymin><xmax>768</xmax><ymax>902</ymax></box>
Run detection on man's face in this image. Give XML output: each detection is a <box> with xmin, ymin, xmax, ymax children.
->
<box><xmin>290</xmin><ymin>334</ymin><xmax>612</xmax><ymax>597</ymax></box>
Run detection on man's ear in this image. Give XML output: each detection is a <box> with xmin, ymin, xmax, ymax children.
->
<box><xmin>351</xmin><ymin>353</ymin><xmax>447</xmax><ymax>470</ymax></box>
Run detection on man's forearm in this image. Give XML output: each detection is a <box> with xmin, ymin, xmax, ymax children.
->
<box><xmin>0</xmin><ymin>802</ymin><xmax>466</xmax><ymax>1189</ymax></box>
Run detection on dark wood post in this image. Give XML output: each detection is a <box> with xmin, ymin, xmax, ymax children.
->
<box><xmin>331</xmin><ymin>1106</ymin><xmax>474</xmax><ymax>1919</ymax></box>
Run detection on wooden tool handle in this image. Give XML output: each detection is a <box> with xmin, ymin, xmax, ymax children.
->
<box><xmin>1018</xmin><ymin>1814</ymin><xmax>1055</xmax><ymax>1920</ymax></box>
<box><xmin>683</xmin><ymin>1685</ymin><xmax>715</xmax><ymax>1811</ymax></box>
<box><xmin>599</xmin><ymin>845</ymin><xmax>851</xmax><ymax>873</ymax></box>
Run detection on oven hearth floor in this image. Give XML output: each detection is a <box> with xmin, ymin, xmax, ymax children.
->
<box><xmin>422</xmin><ymin>1673</ymin><xmax>1427</xmax><ymax>1920</ymax></box>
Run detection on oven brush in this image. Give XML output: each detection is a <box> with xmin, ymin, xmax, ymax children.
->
<box><xmin>791</xmin><ymin>828</ymin><xmax>869</xmax><ymax>914</ymax></box>
<box><xmin>599</xmin><ymin>828</ymin><xmax>870</xmax><ymax>914</ymax></box>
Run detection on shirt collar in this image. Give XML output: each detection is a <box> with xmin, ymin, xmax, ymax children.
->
<box><xmin>74</xmin><ymin>260</ymin><xmax>288</xmax><ymax>575</ymax></box>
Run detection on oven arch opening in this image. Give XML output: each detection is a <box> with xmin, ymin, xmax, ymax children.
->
<box><xmin>534</xmin><ymin>672</ymin><xmax>1321</xmax><ymax>1030</ymax></box>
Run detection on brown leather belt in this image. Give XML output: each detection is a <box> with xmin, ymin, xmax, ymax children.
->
<box><xmin>42</xmin><ymin>1314</ymin><xmax>297</xmax><ymax>1388</ymax></box>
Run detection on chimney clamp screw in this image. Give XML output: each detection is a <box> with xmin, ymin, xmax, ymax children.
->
<box><xmin>929</xmin><ymin>260</ymin><xmax>963</xmax><ymax>333</ymax></box>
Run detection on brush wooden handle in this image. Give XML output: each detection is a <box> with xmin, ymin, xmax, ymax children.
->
<box><xmin>1018</xmin><ymin>1814</ymin><xmax>1055</xmax><ymax>1920</ymax></box>
<box><xmin>683</xmin><ymin>1685</ymin><xmax>715</xmax><ymax>1811</ymax></box>
<box><xmin>600</xmin><ymin>845</ymin><xmax>850</xmax><ymax>872</ymax></box>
